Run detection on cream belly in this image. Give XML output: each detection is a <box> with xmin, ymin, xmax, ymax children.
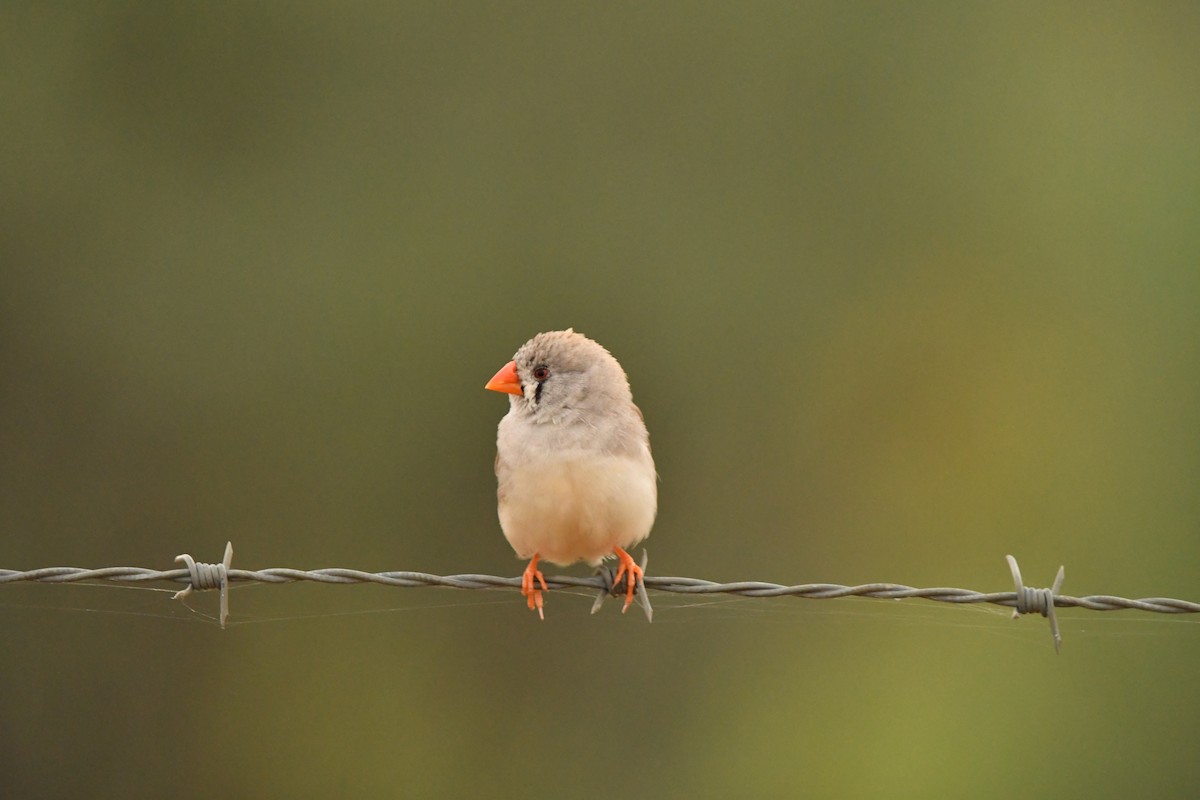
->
<box><xmin>499</xmin><ymin>453</ymin><xmax>656</xmax><ymax>566</ymax></box>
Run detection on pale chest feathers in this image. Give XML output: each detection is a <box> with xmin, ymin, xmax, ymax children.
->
<box><xmin>497</xmin><ymin>450</ymin><xmax>657</xmax><ymax>567</ymax></box>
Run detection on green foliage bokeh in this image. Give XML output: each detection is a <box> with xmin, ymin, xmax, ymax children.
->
<box><xmin>2</xmin><ymin>3</ymin><xmax>1198</xmax><ymax>798</ymax></box>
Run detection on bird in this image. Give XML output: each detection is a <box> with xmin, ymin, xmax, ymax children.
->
<box><xmin>485</xmin><ymin>329</ymin><xmax>657</xmax><ymax>619</ymax></box>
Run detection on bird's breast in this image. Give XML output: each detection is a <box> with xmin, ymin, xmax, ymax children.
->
<box><xmin>497</xmin><ymin>451</ymin><xmax>657</xmax><ymax>566</ymax></box>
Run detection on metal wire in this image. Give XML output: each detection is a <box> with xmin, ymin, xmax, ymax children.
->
<box><xmin>3</xmin><ymin>544</ymin><xmax>1198</xmax><ymax>651</ymax></box>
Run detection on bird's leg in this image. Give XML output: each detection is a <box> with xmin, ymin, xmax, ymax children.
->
<box><xmin>521</xmin><ymin>554</ymin><xmax>548</xmax><ymax>620</ymax></box>
<box><xmin>611</xmin><ymin>546</ymin><xmax>644</xmax><ymax>613</ymax></box>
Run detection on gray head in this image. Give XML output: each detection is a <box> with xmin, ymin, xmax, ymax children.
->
<box><xmin>502</xmin><ymin>329</ymin><xmax>633</xmax><ymax>423</ymax></box>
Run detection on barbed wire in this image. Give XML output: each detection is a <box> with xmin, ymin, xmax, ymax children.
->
<box><xmin>3</xmin><ymin>543</ymin><xmax>1198</xmax><ymax>652</ymax></box>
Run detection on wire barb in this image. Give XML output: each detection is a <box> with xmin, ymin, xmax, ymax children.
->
<box><xmin>590</xmin><ymin>549</ymin><xmax>653</xmax><ymax>622</ymax></box>
<box><xmin>1006</xmin><ymin>555</ymin><xmax>1065</xmax><ymax>654</ymax></box>
<box><xmin>173</xmin><ymin>542</ymin><xmax>234</xmax><ymax>629</ymax></box>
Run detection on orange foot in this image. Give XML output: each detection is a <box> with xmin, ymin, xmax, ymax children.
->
<box><xmin>521</xmin><ymin>554</ymin><xmax>548</xmax><ymax>620</ymax></box>
<box><xmin>612</xmin><ymin>546</ymin><xmax>644</xmax><ymax>614</ymax></box>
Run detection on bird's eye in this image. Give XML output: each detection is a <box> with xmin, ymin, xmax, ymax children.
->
<box><xmin>532</xmin><ymin>366</ymin><xmax>550</xmax><ymax>381</ymax></box>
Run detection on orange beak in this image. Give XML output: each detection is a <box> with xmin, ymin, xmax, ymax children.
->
<box><xmin>485</xmin><ymin>360</ymin><xmax>523</xmax><ymax>396</ymax></box>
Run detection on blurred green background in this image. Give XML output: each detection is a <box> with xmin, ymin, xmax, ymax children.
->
<box><xmin>2</xmin><ymin>2</ymin><xmax>1199</xmax><ymax>797</ymax></box>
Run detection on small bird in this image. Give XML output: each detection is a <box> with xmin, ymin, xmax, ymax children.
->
<box><xmin>485</xmin><ymin>329</ymin><xmax>657</xmax><ymax>619</ymax></box>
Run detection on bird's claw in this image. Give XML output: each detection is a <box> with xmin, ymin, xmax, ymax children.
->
<box><xmin>612</xmin><ymin>547</ymin><xmax>644</xmax><ymax>614</ymax></box>
<box><xmin>521</xmin><ymin>556</ymin><xmax>547</xmax><ymax>620</ymax></box>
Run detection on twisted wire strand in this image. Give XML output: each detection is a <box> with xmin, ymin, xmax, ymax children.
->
<box><xmin>4</xmin><ymin>545</ymin><xmax>1199</xmax><ymax>649</ymax></box>
<box><xmin>4</xmin><ymin>566</ymin><xmax>1199</xmax><ymax>613</ymax></box>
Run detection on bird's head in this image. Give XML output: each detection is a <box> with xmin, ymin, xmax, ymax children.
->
<box><xmin>485</xmin><ymin>329</ymin><xmax>632</xmax><ymax>421</ymax></box>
